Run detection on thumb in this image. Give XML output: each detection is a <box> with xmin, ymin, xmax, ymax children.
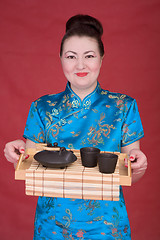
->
<box><xmin>12</xmin><ymin>140</ymin><xmax>26</xmax><ymax>153</ymax></box>
<box><xmin>19</xmin><ymin>147</ymin><xmax>25</xmax><ymax>154</ymax></box>
<box><xmin>129</xmin><ymin>154</ymin><xmax>136</xmax><ymax>162</ymax></box>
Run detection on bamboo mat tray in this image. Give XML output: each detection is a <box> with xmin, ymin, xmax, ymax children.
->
<box><xmin>15</xmin><ymin>145</ymin><xmax>131</xmax><ymax>201</ymax></box>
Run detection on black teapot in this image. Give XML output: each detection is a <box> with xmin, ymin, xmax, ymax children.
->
<box><xmin>34</xmin><ymin>142</ymin><xmax>77</xmax><ymax>168</ymax></box>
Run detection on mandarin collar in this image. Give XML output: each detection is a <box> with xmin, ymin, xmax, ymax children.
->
<box><xmin>64</xmin><ymin>81</ymin><xmax>102</xmax><ymax>109</ymax></box>
<box><xmin>49</xmin><ymin>81</ymin><xmax>106</xmax><ymax>123</ymax></box>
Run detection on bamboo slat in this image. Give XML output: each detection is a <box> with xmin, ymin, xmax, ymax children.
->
<box><xmin>25</xmin><ymin>157</ymin><xmax>120</xmax><ymax>201</ymax></box>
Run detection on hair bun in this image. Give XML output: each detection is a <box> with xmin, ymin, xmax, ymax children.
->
<box><xmin>60</xmin><ymin>14</ymin><xmax>104</xmax><ymax>57</ymax></box>
<box><xmin>66</xmin><ymin>14</ymin><xmax>103</xmax><ymax>37</ymax></box>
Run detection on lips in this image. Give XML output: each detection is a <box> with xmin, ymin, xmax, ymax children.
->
<box><xmin>76</xmin><ymin>72</ymin><xmax>88</xmax><ymax>77</ymax></box>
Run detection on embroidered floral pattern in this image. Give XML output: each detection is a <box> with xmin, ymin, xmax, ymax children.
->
<box><xmin>83</xmin><ymin>99</ymin><xmax>91</xmax><ymax>109</ymax></box>
<box><xmin>72</xmin><ymin>99</ymin><xmax>79</xmax><ymax>108</ymax></box>
<box><xmin>103</xmin><ymin>207</ymin><xmax>130</xmax><ymax>239</ymax></box>
<box><xmin>122</xmin><ymin>123</ymin><xmax>136</xmax><ymax>145</ymax></box>
<box><xmin>51</xmin><ymin>108</ymin><xmax>60</xmax><ymax>117</ymax></box>
<box><xmin>78</xmin><ymin>200</ymin><xmax>101</xmax><ymax>216</ymax></box>
<box><xmin>108</xmin><ymin>94</ymin><xmax>128</xmax><ymax>118</ymax></box>
<box><xmin>82</xmin><ymin>113</ymin><xmax>115</xmax><ymax>146</ymax></box>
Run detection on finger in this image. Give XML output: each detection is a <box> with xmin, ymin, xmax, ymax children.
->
<box><xmin>132</xmin><ymin>166</ymin><xmax>147</xmax><ymax>174</ymax></box>
<box><xmin>131</xmin><ymin>160</ymin><xmax>147</xmax><ymax>170</ymax></box>
<box><xmin>7</xmin><ymin>153</ymin><xmax>28</xmax><ymax>163</ymax></box>
<box><xmin>24</xmin><ymin>154</ymin><xmax>30</xmax><ymax>160</ymax></box>
<box><xmin>7</xmin><ymin>150</ymin><xmax>20</xmax><ymax>161</ymax></box>
<box><xmin>129</xmin><ymin>154</ymin><xmax>139</xmax><ymax>168</ymax></box>
<box><xmin>124</xmin><ymin>158</ymin><xmax>128</xmax><ymax>167</ymax></box>
<box><xmin>129</xmin><ymin>150</ymin><xmax>147</xmax><ymax>169</ymax></box>
<box><xmin>129</xmin><ymin>155</ymin><xmax>136</xmax><ymax>162</ymax></box>
<box><xmin>131</xmin><ymin>155</ymin><xmax>147</xmax><ymax>169</ymax></box>
<box><xmin>11</xmin><ymin>141</ymin><xmax>25</xmax><ymax>152</ymax></box>
<box><xmin>4</xmin><ymin>150</ymin><xmax>19</xmax><ymax>161</ymax></box>
<box><xmin>5</xmin><ymin>140</ymin><xmax>25</xmax><ymax>153</ymax></box>
<box><xmin>19</xmin><ymin>148</ymin><xmax>25</xmax><ymax>153</ymax></box>
<box><xmin>5</xmin><ymin>154</ymin><xmax>19</xmax><ymax>163</ymax></box>
<box><xmin>131</xmin><ymin>162</ymin><xmax>141</xmax><ymax>169</ymax></box>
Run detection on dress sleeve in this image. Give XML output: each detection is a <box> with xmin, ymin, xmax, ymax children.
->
<box><xmin>121</xmin><ymin>99</ymin><xmax>144</xmax><ymax>146</ymax></box>
<box><xmin>23</xmin><ymin>101</ymin><xmax>45</xmax><ymax>143</ymax></box>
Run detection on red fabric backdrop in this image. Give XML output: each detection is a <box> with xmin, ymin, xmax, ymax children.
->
<box><xmin>0</xmin><ymin>0</ymin><xmax>159</xmax><ymax>239</ymax></box>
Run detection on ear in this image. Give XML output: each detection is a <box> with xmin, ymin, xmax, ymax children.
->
<box><xmin>101</xmin><ymin>53</ymin><xmax>105</xmax><ymax>60</ymax></box>
<box><xmin>100</xmin><ymin>55</ymin><xmax>104</xmax><ymax>67</ymax></box>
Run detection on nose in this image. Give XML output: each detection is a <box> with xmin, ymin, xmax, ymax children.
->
<box><xmin>76</xmin><ymin>57</ymin><xmax>86</xmax><ymax>70</ymax></box>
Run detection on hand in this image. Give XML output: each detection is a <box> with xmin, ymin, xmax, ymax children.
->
<box><xmin>4</xmin><ymin>140</ymin><xmax>26</xmax><ymax>163</ymax></box>
<box><xmin>125</xmin><ymin>149</ymin><xmax>147</xmax><ymax>183</ymax></box>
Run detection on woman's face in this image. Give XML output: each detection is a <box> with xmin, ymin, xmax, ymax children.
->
<box><xmin>61</xmin><ymin>36</ymin><xmax>103</xmax><ymax>95</ymax></box>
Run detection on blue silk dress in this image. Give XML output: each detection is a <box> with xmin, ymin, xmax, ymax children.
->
<box><xmin>23</xmin><ymin>82</ymin><xmax>144</xmax><ymax>240</ymax></box>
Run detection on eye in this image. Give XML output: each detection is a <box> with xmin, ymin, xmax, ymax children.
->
<box><xmin>85</xmin><ymin>55</ymin><xmax>95</xmax><ymax>59</ymax></box>
<box><xmin>66</xmin><ymin>55</ymin><xmax>76</xmax><ymax>59</ymax></box>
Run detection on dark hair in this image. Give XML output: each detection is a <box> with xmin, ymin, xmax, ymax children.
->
<box><xmin>60</xmin><ymin>14</ymin><xmax>104</xmax><ymax>57</ymax></box>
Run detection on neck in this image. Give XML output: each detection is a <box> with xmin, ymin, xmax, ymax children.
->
<box><xmin>70</xmin><ymin>82</ymin><xmax>98</xmax><ymax>101</ymax></box>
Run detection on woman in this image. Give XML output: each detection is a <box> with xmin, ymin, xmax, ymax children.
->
<box><xmin>4</xmin><ymin>14</ymin><xmax>147</xmax><ymax>239</ymax></box>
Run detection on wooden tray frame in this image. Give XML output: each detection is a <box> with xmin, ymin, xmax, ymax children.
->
<box><xmin>15</xmin><ymin>145</ymin><xmax>132</xmax><ymax>186</ymax></box>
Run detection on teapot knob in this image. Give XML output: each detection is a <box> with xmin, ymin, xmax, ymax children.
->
<box><xmin>53</xmin><ymin>142</ymin><xmax>58</xmax><ymax>147</ymax></box>
<box><xmin>47</xmin><ymin>143</ymin><xmax>52</xmax><ymax>147</ymax></box>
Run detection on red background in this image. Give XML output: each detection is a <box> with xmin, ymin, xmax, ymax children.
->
<box><xmin>0</xmin><ymin>0</ymin><xmax>159</xmax><ymax>239</ymax></box>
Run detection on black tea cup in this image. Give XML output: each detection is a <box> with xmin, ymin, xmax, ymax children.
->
<box><xmin>98</xmin><ymin>153</ymin><xmax>118</xmax><ymax>173</ymax></box>
<box><xmin>80</xmin><ymin>147</ymin><xmax>100</xmax><ymax>167</ymax></box>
